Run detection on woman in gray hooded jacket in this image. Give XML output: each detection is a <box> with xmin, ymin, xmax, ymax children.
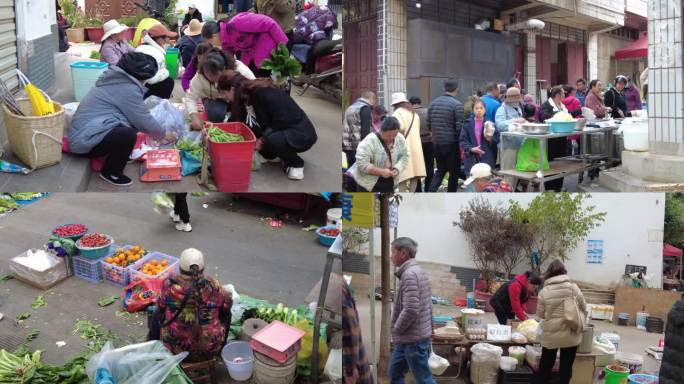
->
<box><xmin>68</xmin><ymin>52</ymin><xmax>167</xmax><ymax>186</ymax></box>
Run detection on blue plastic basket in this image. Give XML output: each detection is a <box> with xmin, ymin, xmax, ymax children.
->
<box><xmin>628</xmin><ymin>374</ymin><xmax>658</xmax><ymax>383</ymax></box>
<box><xmin>316</xmin><ymin>225</ymin><xmax>339</xmax><ymax>246</ymax></box>
<box><xmin>72</xmin><ymin>255</ymin><xmax>103</xmax><ymax>283</ymax></box>
<box><xmin>547</xmin><ymin>120</ymin><xmax>577</xmax><ymax>133</ymax></box>
<box><xmin>70</xmin><ymin>61</ymin><xmax>108</xmax><ymax>102</ymax></box>
<box><xmin>76</xmin><ymin>234</ymin><xmax>114</xmax><ymax>260</ymax></box>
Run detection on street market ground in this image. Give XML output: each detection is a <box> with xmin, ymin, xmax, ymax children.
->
<box><xmin>0</xmin><ymin>193</ymin><xmax>340</xmax><ymax>378</ymax></box>
<box><xmin>0</xmin><ymin>46</ymin><xmax>342</xmax><ymax>192</ymax></box>
<box><xmin>348</xmin><ymin>273</ymin><xmax>662</xmax><ymax>383</ymax></box>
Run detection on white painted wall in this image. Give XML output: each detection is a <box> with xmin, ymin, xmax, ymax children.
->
<box><xmin>372</xmin><ymin>193</ymin><xmax>666</xmax><ymax>288</ymax></box>
<box><xmin>625</xmin><ymin>0</ymin><xmax>648</xmax><ymax>18</ymax></box>
<box><xmin>16</xmin><ymin>0</ymin><xmax>54</xmax><ymax>41</ymax></box>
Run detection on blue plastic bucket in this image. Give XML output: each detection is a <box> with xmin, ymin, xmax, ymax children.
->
<box><xmin>628</xmin><ymin>374</ymin><xmax>658</xmax><ymax>383</ymax></box>
<box><xmin>70</xmin><ymin>61</ymin><xmax>108</xmax><ymax>102</ymax></box>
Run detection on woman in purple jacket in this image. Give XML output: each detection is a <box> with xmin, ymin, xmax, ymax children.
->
<box><xmin>100</xmin><ymin>20</ymin><xmax>135</xmax><ymax>67</ymax></box>
<box><xmin>624</xmin><ymin>76</ymin><xmax>643</xmax><ymax>115</ymax></box>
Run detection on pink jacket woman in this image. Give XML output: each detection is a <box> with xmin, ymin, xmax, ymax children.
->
<box><xmin>219</xmin><ymin>12</ymin><xmax>288</xmax><ymax>70</ymax></box>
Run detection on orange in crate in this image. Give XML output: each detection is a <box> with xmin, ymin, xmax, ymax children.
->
<box><xmin>140</xmin><ymin>149</ymin><xmax>182</xmax><ymax>182</ymax></box>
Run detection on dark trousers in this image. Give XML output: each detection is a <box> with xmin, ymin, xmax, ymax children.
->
<box><xmin>234</xmin><ymin>0</ymin><xmax>252</xmax><ymax>12</ymax></box>
<box><xmin>261</xmin><ymin>131</ymin><xmax>305</xmax><ymax>168</ymax></box>
<box><xmin>174</xmin><ymin>193</ymin><xmax>190</xmax><ymax>223</ymax></box>
<box><xmin>358</xmin><ymin>176</ymin><xmax>394</xmax><ymax>192</ymax></box>
<box><xmin>417</xmin><ymin>141</ymin><xmax>434</xmax><ymax>192</ymax></box>
<box><xmin>344</xmin><ymin>149</ymin><xmax>359</xmax><ymax>192</ymax></box>
<box><xmin>536</xmin><ymin>346</ymin><xmax>578</xmax><ymax>384</ymax></box>
<box><xmin>430</xmin><ymin>142</ymin><xmax>460</xmax><ymax>192</ymax></box>
<box><xmin>203</xmin><ymin>98</ymin><xmax>230</xmax><ymax>123</ymax></box>
<box><xmin>544</xmin><ymin>137</ymin><xmax>567</xmax><ymax>191</ymax></box>
<box><xmin>86</xmin><ymin>126</ymin><xmax>137</xmax><ymax>176</ymax></box>
<box><xmin>144</xmin><ymin>77</ymin><xmax>175</xmax><ymax>100</ymax></box>
<box><xmin>494</xmin><ymin>310</ymin><xmax>514</xmax><ymax>325</ymax></box>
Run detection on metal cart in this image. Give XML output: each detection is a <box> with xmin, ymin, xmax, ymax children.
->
<box><xmin>499</xmin><ymin>125</ymin><xmax>620</xmax><ymax>191</ymax></box>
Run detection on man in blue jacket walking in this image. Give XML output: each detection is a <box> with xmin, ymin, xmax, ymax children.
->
<box><xmin>482</xmin><ymin>82</ymin><xmax>502</xmax><ymax>123</ymax></box>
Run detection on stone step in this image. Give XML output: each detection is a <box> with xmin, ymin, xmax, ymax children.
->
<box><xmin>599</xmin><ymin>166</ymin><xmax>684</xmax><ymax>192</ymax></box>
<box><xmin>622</xmin><ymin>150</ymin><xmax>684</xmax><ymax>183</ymax></box>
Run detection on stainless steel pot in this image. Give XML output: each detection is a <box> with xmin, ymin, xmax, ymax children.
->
<box><xmin>510</xmin><ymin>122</ymin><xmax>549</xmax><ymax>135</ymax></box>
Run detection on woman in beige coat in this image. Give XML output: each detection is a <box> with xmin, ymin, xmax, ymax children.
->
<box><xmin>535</xmin><ymin>260</ymin><xmax>588</xmax><ymax>384</ymax></box>
<box><xmin>391</xmin><ymin>93</ymin><xmax>426</xmax><ymax>192</ymax></box>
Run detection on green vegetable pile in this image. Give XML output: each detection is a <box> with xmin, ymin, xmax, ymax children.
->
<box><xmin>261</xmin><ymin>43</ymin><xmax>302</xmax><ymax>85</ymax></box>
<box><xmin>207</xmin><ymin>127</ymin><xmax>244</xmax><ymax>143</ymax></box>
<box><xmin>0</xmin><ymin>196</ymin><xmax>18</xmax><ymax>214</ymax></box>
<box><xmin>255</xmin><ymin>303</ymin><xmax>301</xmax><ymax>326</ymax></box>
<box><xmin>175</xmin><ymin>138</ymin><xmax>204</xmax><ymax>160</ymax></box>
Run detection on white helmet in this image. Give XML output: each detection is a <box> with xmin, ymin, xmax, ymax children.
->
<box><xmin>180</xmin><ymin>248</ymin><xmax>205</xmax><ymax>272</ymax></box>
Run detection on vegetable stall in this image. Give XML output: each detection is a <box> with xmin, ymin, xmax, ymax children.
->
<box><xmin>2</xmin><ymin>218</ymin><xmax>342</xmax><ymax>383</ymax></box>
<box><xmin>498</xmin><ymin>115</ymin><xmax>620</xmax><ymax>192</ymax></box>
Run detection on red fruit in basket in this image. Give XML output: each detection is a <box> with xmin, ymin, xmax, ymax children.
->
<box><xmin>54</xmin><ymin>224</ymin><xmax>87</xmax><ymax>237</ymax></box>
<box><xmin>320</xmin><ymin>228</ymin><xmax>340</xmax><ymax>237</ymax></box>
<box><xmin>79</xmin><ymin>233</ymin><xmax>110</xmax><ymax>248</ymax></box>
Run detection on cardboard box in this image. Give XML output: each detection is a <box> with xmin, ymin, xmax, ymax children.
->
<box><xmin>140</xmin><ymin>149</ymin><xmax>182</xmax><ymax>182</ymax></box>
<box><xmin>493</xmin><ymin>19</ymin><xmax>504</xmax><ymax>31</ymax></box>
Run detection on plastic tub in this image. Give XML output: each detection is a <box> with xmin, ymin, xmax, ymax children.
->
<box><xmin>326</xmin><ymin>208</ymin><xmax>342</xmax><ymax>228</ymax></box>
<box><xmin>70</xmin><ymin>61</ymin><xmax>108</xmax><ymax>102</ymax></box>
<box><xmin>316</xmin><ymin>225</ymin><xmax>340</xmax><ymax>246</ymax></box>
<box><xmin>618</xmin><ymin>313</ymin><xmax>630</xmax><ymax>326</ymax></box>
<box><xmin>166</xmin><ymin>48</ymin><xmax>179</xmax><ymax>80</ymax></box>
<box><xmin>76</xmin><ymin>235</ymin><xmax>114</xmax><ymax>260</ymax></box>
<box><xmin>605</xmin><ymin>365</ymin><xmax>630</xmax><ymax>384</ymax></box>
<box><xmin>206</xmin><ymin>122</ymin><xmax>256</xmax><ymax>192</ymax></box>
<box><xmin>546</xmin><ymin>120</ymin><xmax>577</xmax><ymax>133</ymax></box>
<box><xmin>72</xmin><ymin>255</ymin><xmax>103</xmax><ymax>283</ymax></box>
<box><xmin>628</xmin><ymin>374</ymin><xmax>659</xmax><ymax>384</ymax></box>
<box><xmin>129</xmin><ymin>252</ymin><xmax>179</xmax><ymax>283</ymax></box>
<box><xmin>222</xmin><ymin>341</ymin><xmax>254</xmax><ymax>381</ymax></box>
<box><xmin>617</xmin><ymin>352</ymin><xmax>644</xmax><ymax>374</ymax></box>
<box><xmin>622</xmin><ymin>119</ymin><xmax>649</xmax><ymax>151</ymax></box>
<box><xmin>500</xmin><ymin>356</ymin><xmax>518</xmax><ymax>371</ymax></box>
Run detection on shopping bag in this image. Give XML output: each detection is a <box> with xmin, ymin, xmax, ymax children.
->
<box><xmin>515</xmin><ymin>138</ymin><xmax>550</xmax><ymax>172</ymax></box>
<box><xmin>123</xmin><ymin>279</ymin><xmax>163</xmax><ymax>313</ymax></box>
<box><xmin>17</xmin><ymin>70</ymin><xmax>55</xmax><ymax>116</ymax></box>
<box><xmin>428</xmin><ymin>345</ymin><xmax>449</xmax><ymax>375</ymax></box>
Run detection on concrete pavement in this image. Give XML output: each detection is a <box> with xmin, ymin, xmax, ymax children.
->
<box><xmin>1</xmin><ymin>48</ymin><xmax>342</xmax><ymax>192</ymax></box>
<box><xmin>0</xmin><ymin>193</ymin><xmax>340</xmax><ymax>372</ymax></box>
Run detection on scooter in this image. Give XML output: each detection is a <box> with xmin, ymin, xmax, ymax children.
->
<box><xmin>292</xmin><ymin>38</ymin><xmax>342</xmax><ymax>102</ymax></box>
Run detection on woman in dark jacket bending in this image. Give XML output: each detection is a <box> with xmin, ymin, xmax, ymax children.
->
<box><xmin>217</xmin><ymin>72</ymin><xmax>317</xmax><ymax>181</ymax></box>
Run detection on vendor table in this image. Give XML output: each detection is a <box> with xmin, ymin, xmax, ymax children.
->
<box><xmin>499</xmin><ymin>125</ymin><xmax>620</xmax><ymax>192</ymax></box>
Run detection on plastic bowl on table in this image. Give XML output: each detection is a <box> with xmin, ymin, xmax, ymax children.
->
<box><xmin>316</xmin><ymin>225</ymin><xmax>340</xmax><ymax>246</ymax></box>
<box><xmin>52</xmin><ymin>223</ymin><xmax>88</xmax><ymax>241</ymax></box>
<box><xmin>222</xmin><ymin>341</ymin><xmax>254</xmax><ymax>381</ymax></box>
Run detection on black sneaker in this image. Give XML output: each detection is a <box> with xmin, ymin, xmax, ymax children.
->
<box><xmin>99</xmin><ymin>172</ymin><xmax>133</xmax><ymax>186</ymax></box>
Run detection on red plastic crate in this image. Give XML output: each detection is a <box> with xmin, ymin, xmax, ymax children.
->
<box><xmin>205</xmin><ymin>122</ymin><xmax>256</xmax><ymax>192</ymax></box>
<box><xmin>129</xmin><ymin>252</ymin><xmax>179</xmax><ymax>284</ymax></box>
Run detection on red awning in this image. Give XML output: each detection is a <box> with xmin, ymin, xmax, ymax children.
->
<box><xmin>616</xmin><ymin>34</ymin><xmax>648</xmax><ymax>60</ymax></box>
<box><xmin>664</xmin><ymin>243</ymin><xmax>683</xmax><ymax>257</ymax></box>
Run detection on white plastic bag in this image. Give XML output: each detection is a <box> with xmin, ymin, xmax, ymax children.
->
<box><xmin>593</xmin><ymin>335</ymin><xmax>617</xmax><ymax>355</ymax></box>
<box><xmin>145</xmin><ymin>96</ymin><xmax>186</xmax><ymax>146</ymax></box>
<box><xmin>324</xmin><ymin>349</ymin><xmax>342</xmax><ymax>380</ymax></box>
<box><xmin>9</xmin><ymin>249</ymin><xmax>67</xmax><ymax>289</ymax></box>
<box><xmin>470</xmin><ymin>343</ymin><xmax>502</xmax><ymax>384</ymax></box>
<box><xmin>86</xmin><ymin>341</ymin><xmax>188</xmax><ymax>384</ymax></box>
<box><xmin>428</xmin><ymin>345</ymin><xmax>449</xmax><ymax>375</ymax></box>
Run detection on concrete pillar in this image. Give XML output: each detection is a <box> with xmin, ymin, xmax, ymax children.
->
<box><xmin>648</xmin><ymin>0</ymin><xmax>684</xmax><ymax>155</ymax></box>
<box><xmin>587</xmin><ymin>32</ymin><xmax>599</xmax><ymax>81</ymax></box>
<box><xmin>525</xmin><ymin>32</ymin><xmax>538</xmax><ymax>102</ymax></box>
<box><xmin>599</xmin><ymin>0</ymin><xmax>684</xmax><ymax>190</ymax></box>
<box><xmin>377</xmin><ymin>0</ymin><xmax>407</xmax><ymax>108</ymax></box>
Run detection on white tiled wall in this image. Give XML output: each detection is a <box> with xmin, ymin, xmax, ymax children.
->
<box><xmin>648</xmin><ymin>0</ymin><xmax>684</xmax><ymax>146</ymax></box>
<box><xmin>377</xmin><ymin>0</ymin><xmax>408</xmax><ymax>107</ymax></box>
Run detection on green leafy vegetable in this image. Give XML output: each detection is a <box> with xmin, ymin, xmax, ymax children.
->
<box><xmin>0</xmin><ymin>274</ymin><xmax>14</xmax><ymax>283</ymax></box>
<box><xmin>15</xmin><ymin>312</ymin><xmax>31</xmax><ymax>325</ymax></box>
<box><xmin>25</xmin><ymin>329</ymin><xmax>40</xmax><ymax>342</ymax></box>
<box><xmin>31</xmin><ymin>295</ymin><xmax>47</xmax><ymax>309</ymax></box>
<box><xmin>97</xmin><ymin>296</ymin><xmax>119</xmax><ymax>307</ymax></box>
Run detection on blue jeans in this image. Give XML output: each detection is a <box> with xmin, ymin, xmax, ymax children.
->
<box><xmin>389</xmin><ymin>338</ymin><xmax>436</xmax><ymax>384</ymax></box>
<box><xmin>234</xmin><ymin>0</ymin><xmax>253</xmax><ymax>12</ymax></box>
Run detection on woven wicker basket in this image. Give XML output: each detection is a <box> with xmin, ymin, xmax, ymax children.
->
<box><xmin>3</xmin><ymin>99</ymin><xmax>65</xmax><ymax>169</ymax></box>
